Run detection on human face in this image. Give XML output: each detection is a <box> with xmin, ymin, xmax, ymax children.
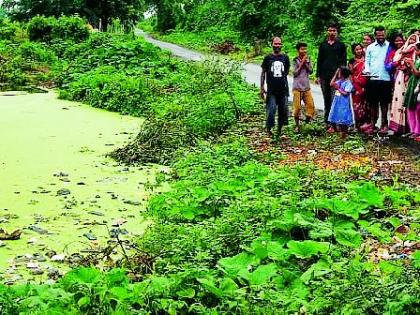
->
<box><xmin>408</xmin><ymin>35</ymin><xmax>417</xmax><ymax>45</ymax></box>
<box><xmin>363</xmin><ymin>35</ymin><xmax>372</xmax><ymax>48</ymax></box>
<box><xmin>272</xmin><ymin>38</ymin><xmax>282</xmax><ymax>53</ymax></box>
<box><xmin>375</xmin><ymin>30</ymin><xmax>386</xmax><ymax>44</ymax></box>
<box><xmin>327</xmin><ymin>27</ymin><xmax>338</xmax><ymax>40</ymax></box>
<box><xmin>354</xmin><ymin>45</ymin><xmax>363</xmax><ymax>58</ymax></box>
<box><xmin>394</xmin><ymin>36</ymin><xmax>404</xmax><ymax>49</ymax></box>
<box><xmin>298</xmin><ymin>46</ymin><xmax>307</xmax><ymax>57</ymax></box>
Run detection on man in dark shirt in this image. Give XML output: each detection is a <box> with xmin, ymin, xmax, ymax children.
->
<box><xmin>260</xmin><ymin>37</ymin><xmax>290</xmax><ymax>137</ymax></box>
<box><xmin>316</xmin><ymin>24</ymin><xmax>347</xmax><ymax>125</ymax></box>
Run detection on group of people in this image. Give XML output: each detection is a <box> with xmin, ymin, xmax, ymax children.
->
<box><xmin>260</xmin><ymin>24</ymin><xmax>420</xmax><ymax>141</ymax></box>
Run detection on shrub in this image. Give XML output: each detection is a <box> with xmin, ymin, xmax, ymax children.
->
<box><xmin>54</xmin><ymin>15</ymin><xmax>90</xmax><ymax>42</ymax></box>
<box><xmin>27</xmin><ymin>15</ymin><xmax>57</xmax><ymax>42</ymax></box>
<box><xmin>27</xmin><ymin>15</ymin><xmax>89</xmax><ymax>43</ymax></box>
<box><xmin>0</xmin><ymin>19</ymin><xmax>21</xmax><ymax>41</ymax></box>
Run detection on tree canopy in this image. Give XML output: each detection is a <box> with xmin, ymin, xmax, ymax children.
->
<box><xmin>1</xmin><ymin>0</ymin><xmax>146</xmax><ymax>30</ymax></box>
<box><xmin>146</xmin><ymin>0</ymin><xmax>420</xmax><ymax>41</ymax></box>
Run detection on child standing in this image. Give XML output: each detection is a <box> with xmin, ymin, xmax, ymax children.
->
<box><xmin>328</xmin><ymin>66</ymin><xmax>354</xmax><ymax>138</ymax></box>
<box><xmin>292</xmin><ymin>42</ymin><xmax>315</xmax><ymax>132</ymax></box>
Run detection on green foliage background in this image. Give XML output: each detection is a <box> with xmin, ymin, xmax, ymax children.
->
<box><xmin>145</xmin><ymin>0</ymin><xmax>420</xmax><ymax>65</ymax></box>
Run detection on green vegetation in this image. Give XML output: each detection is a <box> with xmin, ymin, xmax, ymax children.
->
<box><xmin>1</xmin><ymin>11</ymin><xmax>420</xmax><ymax>315</ymax></box>
<box><xmin>143</xmin><ymin>0</ymin><xmax>420</xmax><ymax>63</ymax></box>
<box><xmin>1</xmin><ymin>0</ymin><xmax>145</xmax><ymax>31</ymax></box>
<box><xmin>1</xmin><ymin>134</ymin><xmax>419</xmax><ymax>313</ymax></box>
<box><xmin>1</xmin><ymin>16</ymin><xmax>257</xmax><ymax>164</ymax></box>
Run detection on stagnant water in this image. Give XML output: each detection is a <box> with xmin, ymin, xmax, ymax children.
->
<box><xmin>0</xmin><ymin>92</ymin><xmax>164</xmax><ymax>283</ymax></box>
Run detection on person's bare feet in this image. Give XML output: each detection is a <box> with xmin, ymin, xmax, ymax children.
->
<box><xmin>327</xmin><ymin>126</ymin><xmax>335</xmax><ymax>134</ymax></box>
<box><xmin>379</xmin><ymin>126</ymin><xmax>388</xmax><ymax>135</ymax></box>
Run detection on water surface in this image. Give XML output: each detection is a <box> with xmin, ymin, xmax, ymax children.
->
<box><xmin>0</xmin><ymin>92</ymin><xmax>161</xmax><ymax>283</ymax></box>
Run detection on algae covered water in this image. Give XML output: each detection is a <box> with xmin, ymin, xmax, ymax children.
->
<box><xmin>0</xmin><ymin>92</ymin><xmax>163</xmax><ymax>283</ymax></box>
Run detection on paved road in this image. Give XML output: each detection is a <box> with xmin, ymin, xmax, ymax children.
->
<box><xmin>136</xmin><ymin>30</ymin><xmax>325</xmax><ymax>111</ymax></box>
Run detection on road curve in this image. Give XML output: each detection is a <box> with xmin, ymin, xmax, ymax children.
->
<box><xmin>136</xmin><ymin>30</ymin><xmax>324</xmax><ymax>111</ymax></box>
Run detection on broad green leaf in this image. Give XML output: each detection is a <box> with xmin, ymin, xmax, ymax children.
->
<box><xmin>313</xmin><ymin>198</ymin><xmax>364</xmax><ymax>219</ymax></box>
<box><xmin>334</xmin><ymin>221</ymin><xmax>362</xmax><ymax>248</ymax></box>
<box><xmin>378</xmin><ymin>261</ymin><xmax>403</xmax><ymax>276</ymax></box>
<box><xmin>383</xmin><ymin>187</ymin><xmax>411</xmax><ymax>207</ymax></box>
<box><xmin>330</xmin><ymin>199</ymin><xmax>364</xmax><ymax>220</ymax></box>
<box><xmin>267</xmin><ymin>241</ymin><xmax>289</xmax><ymax>261</ymax></box>
<box><xmin>218</xmin><ymin>252</ymin><xmax>259</xmax><ymax>277</ymax></box>
<box><xmin>268</xmin><ymin>209</ymin><xmax>296</xmax><ymax>232</ymax></box>
<box><xmin>77</xmin><ymin>296</ymin><xmax>90</xmax><ymax>307</ymax></box>
<box><xmin>387</xmin><ymin>217</ymin><xmax>402</xmax><ymax>228</ymax></box>
<box><xmin>148</xmin><ymin>276</ymin><xmax>171</xmax><ymax>294</ymax></box>
<box><xmin>350</xmin><ymin>182</ymin><xmax>384</xmax><ymax>208</ymax></box>
<box><xmin>239</xmin><ymin>263</ymin><xmax>278</xmax><ymax>286</ymax></box>
<box><xmin>63</xmin><ymin>267</ymin><xmax>102</xmax><ymax>285</ymax></box>
<box><xmin>249</xmin><ymin>239</ymin><xmax>268</xmax><ymax>259</ymax></box>
<box><xmin>109</xmin><ymin>287</ymin><xmax>129</xmax><ymax>301</ymax></box>
<box><xmin>106</xmin><ymin>268</ymin><xmax>129</xmax><ymax>286</ymax></box>
<box><xmin>359</xmin><ymin>220</ymin><xmax>391</xmax><ymax>243</ymax></box>
<box><xmin>287</xmin><ymin>240</ymin><xmax>330</xmax><ymax>259</ymax></box>
<box><xmin>293</xmin><ymin>212</ymin><xmax>315</xmax><ymax>227</ymax></box>
<box><xmin>177</xmin><ymin>288</ymin><xmax>195</xmax><ymax>299</ymax></box>
<box><xmin>219</xmin><ymin>277</ymin><xmax>238</xmax><ymax>295</ymax></box>
<box><xmin>309</xmin><ymin>221</ymin><xmax>333</xmax><ymax>239</ymax></box>
<box><xmin>300</xmin><ymin>258</ymin><xmax>331</xmax><ymax>282</ymax></box>
<box><xmin>197</xmin><ymin>277</ymin><xmax>223</xmax><ymax>298</ymax></box>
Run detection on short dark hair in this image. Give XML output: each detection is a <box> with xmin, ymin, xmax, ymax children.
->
<box><xmin>327</xmin><ymin>23</ymin><xmax>338</xmax><ymax>30</ymax></box>
<box><xmin>271</xmin><ymin>36</ymin><xmax>282</xmax><ymax>44</ymax></box>
<box><xmin>340</xmin><ymin>66</ymin><xmax>351</xmax><ymax>78</ymax></box>
<box><xmin>295</xmin><ymin>42</ymin><xmax>307</xmax><ymax>50</ymax></box>
<box><xmin>410</xmin><ymin>29</ymin><xmax>420</xmax><ymax>35</ymax></box>
<box><xmin>416</xmin><ymin>42</ymin><xmax>420</xmax><ymax>50</ymax></box>
<box><xmin>374</xmin><ymin>26</ymin><xmax>385</xmax><ymax>35</ymax></box>
<box><xmin>351</xmin><ymin>43</ymin><xmax>363</xmax><ymax>53</ymax></box>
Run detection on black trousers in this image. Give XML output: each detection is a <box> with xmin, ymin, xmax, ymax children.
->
<box><xmin>365</xmin><ymin>80</ymin><xmax>392</xmax><ymax>127</ymax></box>
<box><xmin>320</xmin><ymin>77</ymin><xmax>335</xmax><ymax>123</ymax></box>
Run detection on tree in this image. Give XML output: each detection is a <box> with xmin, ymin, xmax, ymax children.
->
<box><xmin>145</xmin><ymin>0</ymin><xmax>184</xmax><ymax>32</ymax></box>
<box><xmin>1</xmin><ymin>0</ymin><xmax>146</xmax><ymax>31</ymax></box>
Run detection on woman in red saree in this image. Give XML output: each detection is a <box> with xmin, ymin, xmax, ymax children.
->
<box><xmin>348</xmin><ymin>43</ymin><xmax>367</xmax><ymax>129</ymax></box>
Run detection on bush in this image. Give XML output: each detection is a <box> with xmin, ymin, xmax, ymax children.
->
<box><xmin>0</xmin><ymin>19</ymin><xmax>21</xmax><ymax>41</ymax></box>
<box><xmin>27</xmin><ymin>15</ymin><xmax>89</xmax><ymax>43</ymax></box>
<box><xmin>27</xmin><ymin>15</ymin><xmax>57</xmax><ymax>42</ymax></box>
<box><xmin>59</xmin><ymin>66</ymin><xmax>149</xmax><ymax>115</ymax></box>
<box><xmin>54</xmin><ymin>15</ymin><xmax>90</xmax><ymax>42</ymax></box>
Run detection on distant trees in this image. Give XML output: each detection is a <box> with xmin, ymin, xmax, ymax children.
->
<box><xmin>1</xmin><ymin>0</ymin><xmax>146</xmax><ymax>31</ymax></box>
<box><xmin>145</xmin><ymin>0</ymin><xmax>348</xmax><ymax>39</ymax></box>
<box><xmin>144</xmin><ymin>0</ymin><xmax>420</xmax><ymax>41</ymax></box>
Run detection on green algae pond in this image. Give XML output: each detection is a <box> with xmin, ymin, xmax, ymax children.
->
<box><xmin>0</xmin><ymin>92</ymin><xmax>165</xmax><ymax>284</ymax></box>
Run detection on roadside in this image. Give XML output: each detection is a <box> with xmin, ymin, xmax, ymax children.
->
<box><xmin>135</xmin><ymin>29</ymin><xmax>419</xmax><ymax>185</ymax></box>
<box><xmin>135</xmin><ymin>29</ymin><xmax>325</xmax><ymax>111</ymax></box>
